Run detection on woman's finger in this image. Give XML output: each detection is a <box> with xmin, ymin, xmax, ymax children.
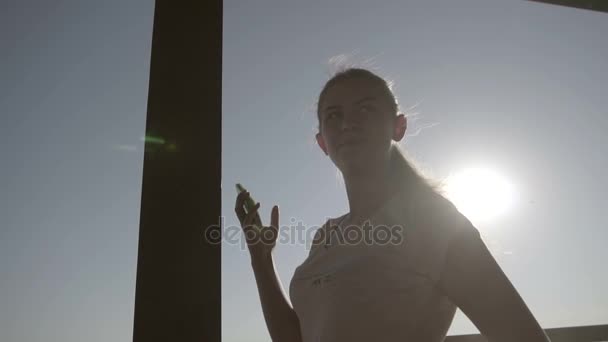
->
<box><xmin>234</xmin><ymin>191</ymin><xmax>250</xmax><ymax>224</ymax></box>
<box><xmin>270</xmin><ymin>205</ymin><xmax>279</xmax><ymax>235</ymax></box>
<box><xmin>243</xmin><ymin>202</ymin><xmax>260</xmax><ymax>228</ymax></box>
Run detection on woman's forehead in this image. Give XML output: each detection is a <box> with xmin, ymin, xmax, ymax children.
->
<box><xmin>321</xmin><ymin>78</ymin><xmax>386</xmax><ymax>107</ymax></box>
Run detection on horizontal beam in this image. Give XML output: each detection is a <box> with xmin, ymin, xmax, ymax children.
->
<box><xmin>446</xmin><ymin>324</ymin><xmax>608</xmax><ymax>342</ymax></box>
<box><xmin>528</xmin><ymin>0</ymin><xmax>608</xmax><ymax>13</ymax></box>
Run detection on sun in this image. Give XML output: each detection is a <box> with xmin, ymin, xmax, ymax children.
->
<box><xmin>443</xmin><ymin>167</ymin><xmax>516</xmax><ymax>225</ymax></box>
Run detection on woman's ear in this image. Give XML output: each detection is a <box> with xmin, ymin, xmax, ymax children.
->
<box><xmin>316</xmin><ymin>132</ymin><xmax>328</xmax><ymax>155</ymax></box>
<box><xmin>393</xmin><ymin>114</ymin><xmax>407</xmax><ymax>142</ymax></box>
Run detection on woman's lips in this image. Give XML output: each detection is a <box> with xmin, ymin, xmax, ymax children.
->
<box><xmin>338</xmin><ymin>139</ymin><xmax>366</xmax><ymax>149</ymax></box>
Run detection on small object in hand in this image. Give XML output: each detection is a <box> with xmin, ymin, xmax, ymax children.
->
<box><xmin>236</xmin><ymin>183</ymin><xmax>257</xmax><ymax>214</ymax></box>
<box><xmin>236</xmin><ymin>183</ymin><xmax>261</xmax><ymax>231</ymax></box>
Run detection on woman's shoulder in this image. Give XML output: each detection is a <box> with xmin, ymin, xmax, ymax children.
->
<box><xmin>309</xmin><ymin>213</ymin><xmax>347</xmax><ymax>247</ymax></box>
<box><xmin>292</xmin><ymin>215</ymin><xmax>344</xmax><ymax>278</ymax></box>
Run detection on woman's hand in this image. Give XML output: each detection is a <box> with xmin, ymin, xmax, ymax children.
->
<box><xmin>234</xmin><ymin>190</ymin><xmax>280</xmax><ymax>259</ymax></box>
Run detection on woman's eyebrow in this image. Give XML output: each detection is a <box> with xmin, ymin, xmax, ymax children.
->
<box><xmin>324</xmin><ymin>104</ymin><xmax>340</xmax><ymax>112</ymax></box>
<box><xmin>354</xmin><ymin>96</ymin><xmax>377</xmax><ymax>105</ymax></box>
<box><xmin>323</xmin><ymin>96</ymin><xmax>377</xmax><ymax>112</ymax></box>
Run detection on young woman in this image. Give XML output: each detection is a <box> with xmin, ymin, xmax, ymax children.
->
<box><xmin>235</xmin><ymin>68</ymin><xmax>551</xmax><ymax>342</ymax></box>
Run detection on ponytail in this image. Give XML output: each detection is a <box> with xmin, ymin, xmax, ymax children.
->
<box><xmin>388</xmin><ymin>143</ymin><xmax>447</xmax><ymax>202</ymax></box>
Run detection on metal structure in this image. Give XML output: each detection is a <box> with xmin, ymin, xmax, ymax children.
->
<box><xmin>528</xmin><ymin>0</ymin><xmax>608</xmax><ymax>13</ymax></box>
<box><xmin>446</xmin><ymin>324</ymin><xmax>608</xmax><ymax>342</ymax></box>
<box><xmin>131</xmin><ymin>1</ymin><xmax>221</xmax><ymax>341</ymax></box>
<box><xmin>130</xmin><ymin>0</ymin><xmax>604</xmax><ymax>341</ymax></box>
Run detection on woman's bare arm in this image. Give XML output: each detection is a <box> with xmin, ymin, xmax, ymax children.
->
<box><xmin>438</xmin><ymin>228</ymin><xmax>551</xmax><ymax>342</ymax></box>
<box><xmin>250</xmin><ymin>253</ymin><xmax>302</xmax><ymax>342</ymax></box>
<box><xmin>234</xmin><ymin>191</ymin><xmax>302</xmax><ymax>342</ymax></box>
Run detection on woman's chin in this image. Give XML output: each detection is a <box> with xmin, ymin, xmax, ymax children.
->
<box><xmin>337</xmin><ymin>155</ymin><xmax>376</xmax><ymax>175</ymax></box>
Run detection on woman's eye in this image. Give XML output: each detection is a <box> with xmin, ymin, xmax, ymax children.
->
<box><xmin>360</xmin><ymin>105</ymin><xmax>375</xmax><ymax>113</ymax></box>
<box><xmin>325</xmin><ymin>112</ymin><xmax>339</xmax><ymax>121</ymax></box>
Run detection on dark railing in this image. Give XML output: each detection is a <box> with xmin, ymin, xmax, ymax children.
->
<box><xmin>446</xmin><ymin>324</ymin><xmax>608</xmax><ymax>342</ymax></box>
<box><xmin>528</xmin><ymin>0</ymin><xmax>608</xmax><ymax>13</ymax></box>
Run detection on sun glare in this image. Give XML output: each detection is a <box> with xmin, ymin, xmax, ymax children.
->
<box><xmin>443</xmin><ymin>167</ymin><xmax>516</xmax><ymax>225</ymax></box>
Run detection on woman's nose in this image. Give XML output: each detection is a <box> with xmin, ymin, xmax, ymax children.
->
<box><xmin>340</xmin><ymin>112</ymin><xmax>361</xmax><ymax>131</ymax></box>
<box><xmin>340</xmin><ymin>119</ymin><xmax>353</xmax><ymax>131</ymax></box>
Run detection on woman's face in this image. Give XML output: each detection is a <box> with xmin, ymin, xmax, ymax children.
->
<box><xmin>316</xmin><ymin>77</ymin><xmax>406</xmax><ymax>173</ymax></box>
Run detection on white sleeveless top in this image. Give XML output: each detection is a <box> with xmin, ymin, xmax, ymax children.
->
<box><xmin>289</xmin><ymin>188</ymin><xmax>480</xmax><ymax>342</ymax></box>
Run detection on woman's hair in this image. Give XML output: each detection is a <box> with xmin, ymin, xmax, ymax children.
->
<box><xmin>316</xmin><ymin>67</ymin><xmax>448</xmax><ymax>201</ymax></box>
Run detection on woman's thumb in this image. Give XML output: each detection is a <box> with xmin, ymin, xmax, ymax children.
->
<box><xmin>270</xmin><ymin>205</ymin><xmax>279</xmax><ymax>232</ymax></box>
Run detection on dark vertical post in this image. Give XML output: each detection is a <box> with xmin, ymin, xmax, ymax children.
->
<box><xmin>132</xmin><ymin>0</ymin><xmax>222</xmax><ymax>341</ymax></box>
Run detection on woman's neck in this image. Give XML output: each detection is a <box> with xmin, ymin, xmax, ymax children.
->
<box><xmin>342</xmin><ymin>162</ymin><xmax>400</xmax><ymax>222</ymax></box>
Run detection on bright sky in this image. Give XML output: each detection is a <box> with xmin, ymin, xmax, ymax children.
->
<box><xmin>1</xmin><ymin>1</ymin><xmax>607</xmax><ymax>341</ymax></box>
